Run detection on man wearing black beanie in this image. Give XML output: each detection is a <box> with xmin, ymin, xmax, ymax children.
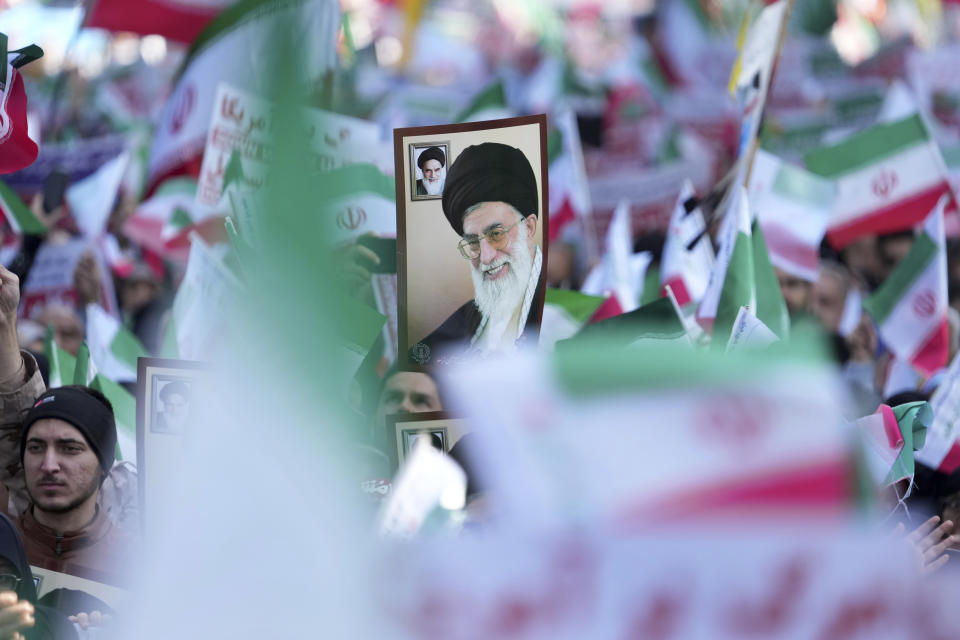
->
<box><xmin>0</xmin><ymin>263</ymin><xmax>132</xmax><ymax>587</ymax></box>
<box><xmin>411</xmin><ymin>142</ymin><xmax>544</xmax><ymax>363</ymax></box>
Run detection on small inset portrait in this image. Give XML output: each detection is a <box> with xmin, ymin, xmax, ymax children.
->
<box><xmin>409</xmin><ymin>142</ymin><xmax>449</xmax><ymax>201</ymax></box>
<box><xmin>402</xmin><ymin>428</ymin><xmax>446</xmax><ymax>457</ymax></box>
<box><xmin>151</xmin><ymin>378</ymin><xmax>192</xmax><ymax>434</ymax></box>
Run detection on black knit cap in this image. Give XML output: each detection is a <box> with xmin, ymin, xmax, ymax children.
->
<box><xmin>441</xmin><ymin>142</ymin><xmax>538</xmax><ymax>237</ymax></box>
<box><xmin>416</xmin><ymin>146</ymin><xmax>445</xmax><ymax>170</ymax></box>
<box><xmin>20</xmin><ymin>387</ymin><xmax>116</xmax><ymax>476</ymax></box>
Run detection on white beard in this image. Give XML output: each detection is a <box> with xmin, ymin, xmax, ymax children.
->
<box><xmin>471</xmin><ymin>236</ymin><xmax>534</xmax><ymax>332</ymax></box>
<box><xmin>423</xmin><ymin>170</ymin><xmax>445</xmax><ymax>196</ymax></box>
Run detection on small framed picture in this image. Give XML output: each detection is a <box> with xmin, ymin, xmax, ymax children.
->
<box><xmin>385</xmin><ymin>412</ymin><xmax>468</xmax><ymax>471</ymax></box>
<box><xmin>137</xmin><ymin>358</ymin><xmax>212</xmax><ymax>535</ymax></box>
<box><xmin>409</xmin><ymin>141</ymin><xmax>450</xmax><ymax>201</ymax></box>
<box><xmin>394</xmin><ymin>115</ymin><xmax>549</xmax><ymax>366</ymax></box>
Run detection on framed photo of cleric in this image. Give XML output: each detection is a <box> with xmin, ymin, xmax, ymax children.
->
<box><xmin>409</xmin><ymin>141</ymin><xmax>450</xmax><ymax>201</ymax></box>
<box><xmin>385</xmin><ymin>412</ymin><xmax>469</xmax><ymax>471</ymax></box>
<box><xmin>393</xmin><ymin>115</ymin><xmax>549</xmax><ymax>367</ymax></box>
<box><xmin>136</xmin><ymin>357</ymin><xmax>212</xmax><ymax>537</ymax></box>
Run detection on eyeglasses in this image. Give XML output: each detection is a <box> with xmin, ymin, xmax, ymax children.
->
<box><xmin>457</xmin><ymin>222</ymin><xmax>518</xmax><ymax>260</ymax></box>
<box><xmin>0</xmin><ymin>574</ymin><xmax>21</xmax><ymax>592</ymax></box>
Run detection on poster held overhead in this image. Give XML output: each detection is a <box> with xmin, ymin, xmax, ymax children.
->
<box><xmin>394</xmin><ymin>115</ymin><xmax>549</xmax><ymax>367</ymax></box>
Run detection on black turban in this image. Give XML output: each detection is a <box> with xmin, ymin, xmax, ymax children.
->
<box><xmin>441</xmin><ymin>142</ymin><xmax>538</xmax><ymax>237</ymax></box>
<box><xmin>416</xmin><ymin>146</ymin><xmax>446</xmax><ymax>171</ymax></box>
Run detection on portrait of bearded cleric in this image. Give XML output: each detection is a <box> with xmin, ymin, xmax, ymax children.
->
<box><xmin>410</xmin><ymin>143</ymin><xmax>449</xmax><ymax>200</ymax></box>
<box><xmin>396</xmin><ymin>117</ymin><xmax>548</xmax><ymax>366</ymax></box>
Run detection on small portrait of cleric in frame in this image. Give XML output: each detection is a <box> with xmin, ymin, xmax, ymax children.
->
<box><xmin>151</xmin><ymin>378</ymin><xmax>192</xmax><ymax>434</ymax></box>
<box><xmin>410</xmin><ymin>143</ymin><xmax>449</xmax><ymax>201</ymax></box>
<box><xmin>395</xmin><ymin>116</ymin><xmax>548</xmax><ymax>367</ymax></box>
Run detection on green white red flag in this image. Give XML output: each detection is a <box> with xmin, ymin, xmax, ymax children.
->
<box><xmin>863</xmin><ymin>196</ymin><xmax>950</xmax><ymax>377</ymax></box>
<box><xmin>805</xmin><ymin>114</ymin><xmax>955</xmax><ymax>249</ymax></box>
<box><xmin>748</xmin><ymin>149</ymin><xmax>835</xmax><ymax>282</ymax></box>
<box><xmin>147</xmin><ymin>0</ymin><xmax>340</xmax><ymax>194</ymax></box>
<box><xmin>547</xmin><ymin>109</ymin><xmax>592</xmax><ymax>244</ymax></box>
<box><xmin>538</xmin><ymin>288</ymin><xmax>606</xmax><ymax>350</ymax></box>
<box><xmin>0</xmin><ymin>179</ymin><xmax>45</xmax><ymax>235</ymax></box>
<box><xmin>85</xmin><ymin>303</ymin><xmax>148</xmax><ymax>383</ymax></box>
<box><xmin>856</xmin><ymin>402</ymin><xmax>930</xmax><ymax>498</ymax></box>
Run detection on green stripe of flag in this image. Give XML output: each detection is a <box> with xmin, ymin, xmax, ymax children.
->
<box><xmin>804</xmin><ymin>115</ymin><xmax>930</xmax><ymax>177</ymax></box>
<box><xmin>773</xmin><ymin>162</ymin><xmax>835</xmax><ymax>209</ymax></box>
<box><xmin>73</xmin><ymin>342</ymin><xmax>93</xmax><ymax>385</ymax></box>
<box><xmin>941</xmin><ymin>144</ymin><xmax>960</xmax><ymax>168</ymax></box>
<box><xmin>317</xmin><ymin>163</ymin><xmax>395</xmax><ymax>202</ymax></box>
<box><xmin>456</xmin><ymin>80</ymin><xmax>507</xmax><ymax>123</ymax></box>
<box><xmin>44</xmin><ymin>327</ymin><xmax>76</xmax><ymax>388</ymax></box>
<box><xmin>752</xmin><ymin>221</ymin><xmax>790</xmax><ymax>339</ymax></box>
<box><xmin>154</xmin><ymin>177</ymin><xmax>199</xmax><ymax>198</ymax></box>
<box><xmin>547</xmin><ymin>128</ymin><xmax>563</xmax><ymax>166</ymax></box>
<box><xmin>179</xmin><ymin>0</ymin><xmax>277</xmax><ymax>77</ymax></box>
<box><xmin>544</xmin><ymin>288</ymin><xmax>605</xmax><ymax>325</ymax></box>
<box><xmin>713</xmin><ymin>232</ymin><xmax>755</xmax><ymax>347</ymax></box>
<box><xmin>111</xmin><ymin>325</ymin><xmax>148</xmax><ymax>368</ymax></box>
<box><xmin>0</xmin><ymin>179</ymin><xmax>46</xmax><ymax>235</ymax></box>
<box><xmin>863</xmin><ymin>231</ymin><xmax>938</xmax><ymax>324</ymax></box>
<box><xmin>90</xmin><ymin>374</ymin><xmax>135</xmax><ymax>463</ymax></box>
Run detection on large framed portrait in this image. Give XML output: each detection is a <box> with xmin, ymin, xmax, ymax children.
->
<box><xmin>384</xmin><ymin>412</ymin><xmax>468</xmax><ymax>472</ymax></box>
<box><xmin>393</xmin><ymin>115</ymin><xmax>549</xmax><ymax>367</ymax></box>
<box><xmin>136</xmin><ymin>358</ymin><xmax>212</xmax><ymax>536</ymax></box>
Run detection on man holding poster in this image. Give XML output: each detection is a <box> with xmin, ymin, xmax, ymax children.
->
<box><xmin>422</xmin><ymin>142</ymin><xmax>543</xmax><ymax>358</ymax></box>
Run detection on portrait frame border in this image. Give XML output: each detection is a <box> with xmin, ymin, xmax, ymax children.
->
<box><xmin>408</xmin><ymin>140</ymin><xmax>451</xmax><ymax>202</ymax></box>
<box><xmin>384</xmin><ymin>411</ymin><xmax>462</xmax><ymax>472</ymax></box>
<box><xmin>136</xmin><ymin>357</ymin><xmax>212</xmax><ymax>538</ymax></box>
<box><xmin>393</xmin><ymin>114</ymin><xmax>550</xmax><ymax>369</ymax></box>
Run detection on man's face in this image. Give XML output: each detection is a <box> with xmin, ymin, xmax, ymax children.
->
<box><xmin>811</xmin><ymin>270</ymin><xmax>847</xmax><ymax>334</ymax></box>
<box><xmin>375</xmin><ymin>372</ymin><xmax>442</xmax><ymax>428</ymax></box>
<box><xmin>421</xmin><ymin>159</ymin><xmax>445</xmax><ymax>196</ymax></box>
<box><xmin>775</xmin><ymin>267</ymin><xmax>812</xmax><ymax>315</ymax></box>
<box><xmin>162</xmin><ymin>392</ymin><xmax>189</xmax><ymax>429</ymax></box>
<box><xmin>23</xmin><ymin>418</ymin><xmax>100</xmax><ymax>515</ymax></box>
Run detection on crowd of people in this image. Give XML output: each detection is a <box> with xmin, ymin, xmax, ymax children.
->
<box><xmin>2</xmin><ymin>0</ymin><xmax>960</xmax><ymax>636</ymax></box>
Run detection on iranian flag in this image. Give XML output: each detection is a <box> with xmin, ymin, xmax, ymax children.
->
<box><xmin>86</xmin><ymin>0</ymin><xmax>232</xmax><ymax>44</ymax></box>
<box><xmin>748</xmin><ymin>149</ymin><xmax>835</xmax><ymax>282</ymax></box>
<box><xmin>0</xmin><ymin>38</ymin><xmax>42</xmax><ymax>175</ymax></box>
<box><xmin>0</xmin><ymin>179</ymin><xmax>45</xmax><ymax>235</ymax></box>
<box><xmin>547</xmin><ymin>109</ymin><xmax>591</xmax><ymax>244</ymax></box>
<box><xmin>124</xmin><ymin>178</ymin><xmax>225</xmax><ymax>260</ymax></box>
<box><xmin>85</xmin><ymin>303</ymin><xmax>148</xmax><ymax>383</ymax></box>
<box><xmin>147</xmin><ymin>0</ymin><xmax>340</xmax><ymax>194</ymax></box>
<box><xmin>660</xmin><ymin>179</ymin><xmax>713</xmax><ymax>307</ymax></box>
<box><xmin>863</xmin><ymin>196</ymin><xmax>949</xmax><ymax>377</ymax></box>
<box><xmin>805</xmin><ymin>114</ymin><xmax>955</xmax><ymax>249</ymax></box>
<box><xmin>456</xmin><ymin>79</ymin><xmax>512</xmax><ymax>123</ymax></box>
<box><xmin>539</xmin><ymin>288</ymin><xmax>605</xmax><ymax>350</ymax></box>
<box><xmin>856</xmin><ymin>402</ymin><xmax>930</xmax><ymax>498</ymax></box>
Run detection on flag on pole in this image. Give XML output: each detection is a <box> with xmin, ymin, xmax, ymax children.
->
<box><xmin>547</xmin><ymin>109</ymin><xmax>592</xmax><ymax>243</ymax></box>
<box><xmin>863</xmin><ymin>196</ymin><xmax>950</xmax><ymax>378</ymax></box>
<box><xmin>44</xmin><ymin>327</ymin><xmax>75</xmax><ymax>389</ymax></box>
<box><xmin>560</xmin><ymin>297</ymin><xmax>688</xmax><ymax>350</ymax></box>
<box><xmin>0</xmin><ymin>37</ymin><xmax>42</xmax><ymax>175</ymax></box>
<box><xmin>456</xmin><ymin>79</ymin><xmax>512</xmax><ymax>123</ymax></box>
<box><xmin>90</xmin><ymin>374</ymin><xmax>137</xmax><ymax>465</ymax></box>
<box><xmin>65</xmin><ymin>152</ymin><xmax>129</xmax><ymax>238</ymax></box>
<box><xmin>86</xmin><ymin>303</ymin><xmax>148</xmax><ymax>383</ymax></box>
<box><xmin>579</xmin><ymin>200</ymin><xmax>649</xmax><ymax>314</ymax></box>
<box><xmin>805</xmin><ymin>115</ymin><xmax>955</xmax><ymax>249</ymax></box>
<box><xmin>751</xmin><ymin>221</ymin><xmax>791</xmax><ymax>340</ymax></box>
<box><xmin>147</xmin><ymin>0</ymin><xmax>340</xmax><ymax>194</ymax></box>
<box><xmin>0</xmin><ymin>179</ymin><xmax>45</xmax><ymax>235</ymax></box>
<box><xmin>856</xmin><ymin>402</ymin><xmax>930</xmax><ymax>498</ymax></box>
<box><xmin>712</xmin><ymin>186</ymin><xmax>756</xmax><ymax>346</ymax></box>
<box><xmin>748</xmin><ymin>149</ymin><xmax>835</xmax><ymax>282</ymax></box>
<box><xmin>85</xmin><ymin>0</ymin><xmax>231</xmax><ymax>44</ymax></box>
<box><xmin>72</xmin><ymin>341</ymin><xmax>98</xmax><ymax>385</ymax></box>
<box><xmin>539</xmin><ymin>288</ymin><xmax>606</xmax><ymax>350</ymax></box>
<box><xmin>660</xmin><ymin>180</ymin><xmax>713</xmax><ymax>307</ymax></box>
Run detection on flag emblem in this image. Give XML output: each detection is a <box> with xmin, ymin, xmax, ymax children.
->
<box><xmin>170</xmin><ymin>84</ymin><xmax>196</xmax><ymax>135</ymax></box>
<box><xmin>872</xmin><ymin>170</ymin><xmax>898</xmax><ymax>199</ymax></box>
<box><xmin>913</xmin><ymin>289</ymin><xmax>936</xmax><ymax>317</ymax></box>
<box><xmin>337</xmin><ymin>207</ymin><xmax>367</xmax><ymax>231</ymax></box>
